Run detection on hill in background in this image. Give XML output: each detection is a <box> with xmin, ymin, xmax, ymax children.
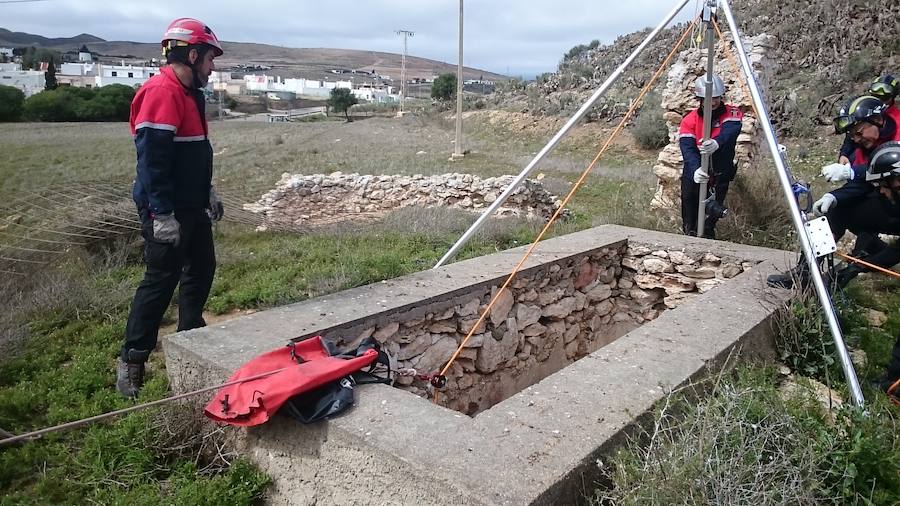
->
<box><xmin>510</xmin><ymin>0</ymin><xmax>900</xmax><ymax>136</ymax></box>
<box><xmin>0</xmin><ymin>27</ymin><xmax>507</xmax><ymax>83</ymax></box>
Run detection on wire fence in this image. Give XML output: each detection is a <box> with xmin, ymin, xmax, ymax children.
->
<box><xmin>0</xmin><ymin>178</ymin><xmax>298</xmax><ymax>276</ymax></box>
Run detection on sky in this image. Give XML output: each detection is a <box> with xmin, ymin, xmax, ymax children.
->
<box><xmin>2</xmin><ymin>0</ymin><xmax>698</xmax><ymax>78</ymax></box>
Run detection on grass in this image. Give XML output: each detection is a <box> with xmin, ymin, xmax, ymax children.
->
<box><xmin>2</xmin><ymin>113</ymin><xmax>897</xmax><ymax>503</ymax></box>
<box><xmin>0</xmin><ymin>208</ymin><xmax>546</xmax><ymax>503</ymax></box>
<box><xmin>0</xmin><ymin>251</ymin><xmax>270</xmax><ymax>504</ymax></box>
<box><xmin>596</xmin><ymin>276</ymin><xmax>900</xmax><ymax>505</ymax></box>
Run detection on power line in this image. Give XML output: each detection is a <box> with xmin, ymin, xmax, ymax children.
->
<box><xmin>0</xmin><ymin>0</ymin><xmax>55</xmax><ymax>4</ymax></box>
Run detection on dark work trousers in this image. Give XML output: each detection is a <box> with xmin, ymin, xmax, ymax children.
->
<box><xmin>827</xmin><ymin>192</ymin><xmax>900</xmax><ymax>383</ymax></box>
<box><xmin>121</xmin><ymin>208</ymin><xmax>216</xmax><ymax>362</ymax></box>
<box><xmin>826</xmin><ymin>191</ymin><xmax>900</xmax><ymax>239</ymax></box>
<box><xmin>826</xmin><ymin>191</ymin><xmax>900</xmax><ymax>271</ymax></box>
<box><xmin>681</xmin><ymin>173</ymin><xmax>731</xmax><ymax>236</ymax></box>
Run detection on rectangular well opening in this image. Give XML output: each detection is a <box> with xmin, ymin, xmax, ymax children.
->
<box><xmin>325</xmin><ymin>240</ymin><xmax>751</xmax><ymax>415</ymax></box>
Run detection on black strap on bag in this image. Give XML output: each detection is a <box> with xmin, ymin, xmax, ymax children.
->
<box><xmin>280</xmin><ymin>337</ymin><xmax>393</xmax><ymax>424</ymax></box>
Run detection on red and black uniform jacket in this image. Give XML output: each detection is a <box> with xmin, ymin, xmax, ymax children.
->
<box><xmin>130</xmin><ymin>66</ymin><xmax>212</xmax><ymax>215</ymax></box>
<box><xmin>678</xmin><ymin>103</ymin><xmax>744</xmax><ymax>182</ymax></box>
<box><xmin>833</xmin><ymin>106</ymin><xmax>900</xmax><ymax>205</ymax></box>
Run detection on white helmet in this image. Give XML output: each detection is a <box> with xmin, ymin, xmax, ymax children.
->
<box><xmin>694</xmin><ymin>74</ymin><xmax>725</xmax><ymax>98</ymax></box>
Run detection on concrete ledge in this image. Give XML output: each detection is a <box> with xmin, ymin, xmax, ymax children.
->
<box><xmin>164</xmin><ymin>225</ymin><xmax>792</xmax><ymax>505</ymax></box>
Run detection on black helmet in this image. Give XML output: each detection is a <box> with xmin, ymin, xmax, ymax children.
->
<box><xmin>868</xmin><ymin>75</ymin><xmax>899</xmax><ymax>101</ymax></box>
<box><xmin>833</xmin><ymin>95</ymin><xmax>887</xmax><ymax>134</ymax></box>
<box><xmin>866</xmin><ymin>141</ymin><xmax>900</xmax><ymax>182</ymax></box>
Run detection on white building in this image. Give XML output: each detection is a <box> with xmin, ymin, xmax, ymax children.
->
<box><xmin>351</xmin><ymin>84</ymin><xmax>397</xmax><ymax>103</ymax></box>
<box><xmin>0</xmin><ymin>48</ymin><xmax>13</xmax><ymax>59</ymax></box>
<box><xmin>56</xmin><ymin>62</ymin><xmax>160</xmax><ymax>89</ymax></box>
<box><xmin>243</xmin><ymin>74</ymin><xmax>377</xmax><ymax>99</ymax></box>
<box><xmin>77</xmin><ymin>45</ymin><xmax>92</xmax><ymax>63</ymax></box>
<box><xmin>58</xmin><ymin>62</ymin><xmax>99</xmax><ymax>88</ymax></box>
<box><xmin>94</xmin><ymin>64</ymin><xmax>160</xmax><ymax>88</ymax></box>
<box><xmin>0</xmin><ymin>67</ymin><xmax>46</xmax><ymax>96</ymax></box>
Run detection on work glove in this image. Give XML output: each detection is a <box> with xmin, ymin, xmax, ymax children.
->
<box><xmin>812</xmin><ymin>193</ymin><xmax>837</xmax><ymax>216</ymax></box>
<box><xmin>699</xmin><ymin>138</ymin><xmax>719</xmax><ymax>155</ymax></box>
<box><xmin>208</xmin><ymin>185</ymin><xmax>224</xmax><ymax>222</ymax></box>
<box><xmin>693</xmin><ymin>167</ymin><xmax>709</xmax><ymax>184</ymax></box>
<box><xmin>152</xmin><ymin>213</ymin><xmax>181</xmax><ymax>246</ymax></box>
<box><xmin>820</xmin><ymin>163</ymin><xmax>853</xmax><ymax>183</ymax></box>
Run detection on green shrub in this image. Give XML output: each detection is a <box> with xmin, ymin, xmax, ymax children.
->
<box><xmin>775</xmin><ymin>294</ymin><xmax>839</xmax><ymax>380</ymax></box>
<box><xmin>845</xmin><ymin>50</ymin><xmax>878</xmax><ymax>82</ymax></box>
<box><xmin>431</xmin><ymin>73</ymin><xmax>457</xmax><ymax>101</ymax></box>
<box><xmin>632</xmin><ymin>92</ymin><xmax>669</xmax><ymax>149</ymax></box>
<box><xmin>0</xmin><ymin>85</ymin><xmax>25</xmax><ymax>122</ymax></box>
<box><xmin>23</xmin><ymin>86</ymin><xmax>134</xmax><ymax>122</ymax></box>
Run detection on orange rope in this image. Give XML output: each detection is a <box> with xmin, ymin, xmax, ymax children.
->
<box><xmin>836</xmin><ymin>252</ymin><xmax>900</xmax><ymax>281</ymax></box>
<box><xmin>889</xmin><ymin>378</ymin><xmax>900</xmax><ymax>407</ymax></box>
<box><xmin>433</xmin><ymin>16</ymin><xmax>701</xmax><ymax>401</ymax></box>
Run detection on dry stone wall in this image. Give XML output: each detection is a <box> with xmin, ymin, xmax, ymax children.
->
<box><xmin>651</xmin><ymin>34</ymin><xmax>776</xmax><ymax>216</ymax></box>
<box><xmin>325</xmin><ymin>242</ymin><xmax>749</xmax><ymax>415</ymax></box>
<box><xmin>245</xmin><ymin>172</ymin><xmax>565</xmax><ymax>230</ymax></box>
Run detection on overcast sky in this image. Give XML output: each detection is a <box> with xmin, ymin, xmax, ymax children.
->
<box><xmin>3</xmin><ymin>0</ymin><xmax>697</xmax><ymax>77</ymax></box>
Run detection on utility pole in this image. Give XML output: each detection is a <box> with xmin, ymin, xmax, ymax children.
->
<box><xmin>396</xmin><ymin>29</ymin><xmax>414</xmax><ymax>117</ymax></box>
<box><xmin>451</xmin><ymin>0</ymin><xmax>465</xmax><ymax>160</ymax></box>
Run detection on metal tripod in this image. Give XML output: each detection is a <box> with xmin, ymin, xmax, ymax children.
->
<box><xmin>434</xmin><ymin>0</ymin><xmax>865</xmax><ymax>407</ymax></box>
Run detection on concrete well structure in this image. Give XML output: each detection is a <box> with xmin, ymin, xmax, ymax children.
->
<box><xmin>164</xmin><ymin>225</ymin><xmax>792</xmax><ymax>505</ymax></box>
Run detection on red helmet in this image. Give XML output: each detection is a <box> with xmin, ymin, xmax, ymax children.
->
<box><xmin>161</xmin><ymin>18</ymin><xmax>223</xmax><ymax>57</ymax></box>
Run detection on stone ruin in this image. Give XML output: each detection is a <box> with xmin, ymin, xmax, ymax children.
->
<box><xmin>355</xmin><ymin>242</ymin><xmax>749</xmax><ymax>414</ymax></box>
<box><xmin>244</xmin><ymin>172</ymin><xmax>565</xmax><ymax>231</ymax></box>
<box><xmin>651</xmin><ymin>33</ymin><xmax>777</xmax><ymax>217</ymax></box>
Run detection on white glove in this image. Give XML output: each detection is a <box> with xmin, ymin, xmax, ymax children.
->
<box><xmin>812</xmin><ymin>193</ymin><xmax>837</xmax><ymax>216</ymax></box>
<box><xmin>699</xmin><ymin>139</ymin><xmax>719</xmax><ymax>155</ymax></box>
<box><xmin>693</xmin><ymin>167</ymin><xmax>709</xmax><ymax>184</ymax></box>
<box><xmin>820</xmin><ymin>163</ymin><xmax>853</xmax><ymax>183</ymax></box>
<box><xmin>152</xmin><ymin>213</ymin><xmax>181</xmax><ymax>246</ymax></box>
<box><xmin>208</xmin><ymin>185</ymin><xmax>224</xmax><ymax>222</ymax></box>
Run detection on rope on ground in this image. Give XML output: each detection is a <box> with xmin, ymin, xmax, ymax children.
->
<box><xmin>836</xmin><ymin>252</ymin><xmax>900</xmax><ymax>281</ymax></box>
<box><xmin>0</xmin><ymin>365</ymin><xmax>297</xmax><ymax>448</ymax></box>
<box><xmin>433</xmin><ymin>16</ymin><xmax>701</xmax><ymax>401</ymax></box>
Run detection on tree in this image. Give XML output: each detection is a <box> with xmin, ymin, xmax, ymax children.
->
<box><xmin>23</xmin><ymin>89</ymin><xmax>76</xmax><ymax>121</ymax></box>
<box><xmin>45</xmin><ymin>60</ymin><xmax>57</xmax><ymax>90</ymax></box>
<box><xmin>431</xmin><ymin>73</ymin><xmax>456</xmax><ymax>101</ymax></box>
<box><xmin>0</xmin><ymin>85</ymin><xmax>25</xmax><ymax>121</ymax></box>
<box><xmin>327</xmin><ymin>87</ymin><xmax>358</xmax><ymax>122</ymax></box>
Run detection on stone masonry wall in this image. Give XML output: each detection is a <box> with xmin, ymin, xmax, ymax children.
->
<box><xmin>245</xmin><ymin>172</ymin><xmax>564</xmax><ymax>231</ymax></box>
<box><xmin>651</xmin><ymin>33</ymin><xmax>776</xmax><ymax>217</ymax></box>
<box><xmin>321</xmin><ymin>241</ymin><xmax>749</xmax><ymax>415</ymax></box>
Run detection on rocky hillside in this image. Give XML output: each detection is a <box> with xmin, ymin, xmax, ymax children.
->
<box><xmin>507</xmin><ymin>0</ymin><xmax>900</xmax><ymax>135</ymax></box>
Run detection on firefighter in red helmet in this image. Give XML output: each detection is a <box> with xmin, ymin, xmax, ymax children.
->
<box><xmin>117</xmin><ymin>18</ymin><xmax>224</xmax><ymax>398</ymax></box>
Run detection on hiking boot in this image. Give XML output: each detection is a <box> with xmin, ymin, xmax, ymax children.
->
<box><xmin>767</xmin><ymin>261</ymin><xmax>811</xmax><ymax>289</ymax></box>
<box><xmin>116</xmin><ymin>359</ymin><xmax>145</xmax><ymax>399</ymax></box>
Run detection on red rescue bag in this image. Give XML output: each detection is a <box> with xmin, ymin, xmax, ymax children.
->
<box><xmin>205</xmin><ymin>336</ymin><xmax>378</xmax><ymax>427</ymax></box>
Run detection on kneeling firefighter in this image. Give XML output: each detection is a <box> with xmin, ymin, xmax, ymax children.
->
<box><xmin>768</xmin><ymin>96</ymin><xmax>900</xmax><ymax>290</ymax></box>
